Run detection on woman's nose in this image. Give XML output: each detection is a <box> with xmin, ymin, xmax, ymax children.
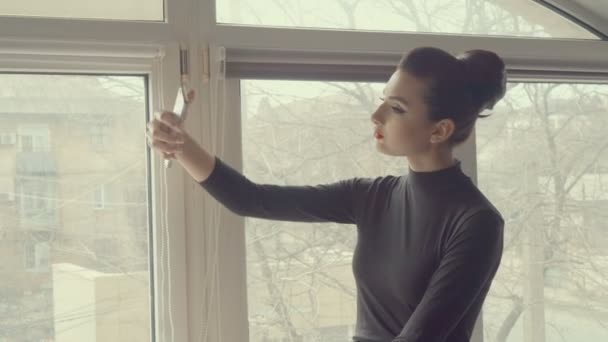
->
<box><xmin>370</xmin><ymin>108</ymin><xmax>384</xmax><ymax>125</ymax></box>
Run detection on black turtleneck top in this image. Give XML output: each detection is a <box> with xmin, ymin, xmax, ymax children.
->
<box><xmin>199</xmin><ymin>157</ymin><xmax>504</xmax><ymax>342</ymax></box>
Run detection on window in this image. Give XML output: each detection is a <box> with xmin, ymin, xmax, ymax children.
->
<box><xmin>24</xmin><ymin>240</ymin><xmax>36</xmax><ymax>269</ymax></box>
<box><xmin>18</xmin><ymin>126</ymin><xmax>50</xmax><ymax>152</ymax></box>
<box><xmin>95</xmin><ymin>238</ymin><xmax>114</xmax><ymax>257</ymax></box>
<box><xmin>241</xmin><ymin>80</ymin><xmax>407</xmax><ymax>341</ymax></box>
<box><xmin>240</xmin><ymin>79</ymin><xmax>608</xmax><ymax>342</ymax></box>
<box><xmin>18</xmin><ymin>180</ymin><xmax>57</xmax><ymax>228</ymax></box>
<box><xmin>4</xmin><ymin>0</ymin><xmax>607</xmax><ymax>341</ymax></box>
<box><xmin>216</xmin><ymin>0</ymin><xmax>598</xmax><ymax>39</ymax></box>
<box><xmin>93</xmin><ymin>185</ymin><xmax>106</xmax><ymax>210</ymax></box>
<box><xmin>90</xmin><ymin>124</ymin><xmax>111</xmax><ymax>152</ymax></box>
<box><xmin>0</xmin><ymin>0</ymin><xmax>164</xmax><ymax>21</ymax></box>
<box><xmin>0</xmin><ymin>73</ymin><xmax>151</xmax><ymax>341</ymax></box>
<box><xmin>477</xmin><ymin>83</ymin><xmax>608</xmax><ymax>341</ymax></box>
<box><xmin>20</xmin><ymin>135</ymin><xmax>33</xmax><ymax>152</ymax></box>
<box><xmin>0</xmin><ymin>132</ymin><xmax>16</xmax><ymax>146</ymax></box>
<box><xmin>24</xmin><ymin>240</ymin><xmax>50</xmax><ymax>271</ymax></box>
<box><xmin>0</xmin><ymin>177</ymin><xmax>15</xmax><ymax>202</ymax></box>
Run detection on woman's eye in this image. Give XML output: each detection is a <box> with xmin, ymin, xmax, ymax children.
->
<box><xmin>379</xmin><ymin>97</ymin><xmax>406</xmax><ymax>113</ymax></box>
<box><xmin>392</xmin><ymin>106</ymin><xmax>405</xmax><ymax>114</ymax></box>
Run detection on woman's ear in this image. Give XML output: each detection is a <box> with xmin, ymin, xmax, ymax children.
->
<box><xmin>430</xmin><ymin>118</ymin><xmax>455</xmax><ymax>144</ymax></box>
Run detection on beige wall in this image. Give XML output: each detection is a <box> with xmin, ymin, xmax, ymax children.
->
<box><xmin>53</xmin><ymin>263</ymin><xmax>150</xmax><ymax>342</ymax></box>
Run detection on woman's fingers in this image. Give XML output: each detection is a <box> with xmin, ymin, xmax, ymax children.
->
<box><xmin>146</xmin><ymin>110</ymin><xmax>189</xmax><ymax>160</ymax></box>
<box><xmin>146</xmin><ymin>116</ymin><xmax>186</xmax><ymax>159</ymax></box>
<box><xmin>155</xmin><ymin>110</ymin><xmax>183</xmax><ymax>130</ymax></box>
<box><xmin>148</xmin><ymin>137</ymin><xmax>184</xmax><ymax>154</ymax></box>
<box><xmin>185</xmin><ymin>90</ymin><xmax>195</xmax><ymax>103</ymax></box>
<box><xmin>147</xmin><ymin>120</ymin><xmax>185</xmax><ymax>145</ymax></box>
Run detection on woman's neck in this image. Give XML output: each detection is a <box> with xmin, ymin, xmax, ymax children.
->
<box><xmin>406</xmin><ymin>150</ymin><xmax>456</xmax><ymax>173</ymax></box>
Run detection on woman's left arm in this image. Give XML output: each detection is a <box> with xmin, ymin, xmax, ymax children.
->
<box><xmin>393</xmin><ymin>209</ymin><xmax>505</xmax><ymax>342</ymax></box>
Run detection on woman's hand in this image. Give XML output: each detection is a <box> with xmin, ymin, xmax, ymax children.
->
<box><xmin>145</xmin><ymin>91</ymin><xmax>214</xmax><ymax>182</ymax></box>
<box><xmin>146</xmin><ymin>110</ymin><xmax>187</xmax><ymax>160</ymax></box>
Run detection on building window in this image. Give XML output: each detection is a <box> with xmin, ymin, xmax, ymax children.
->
<box><xmin>90</xmin><ymin>124</ymin><xmax>110</xmax><ymax>152</ymax></box>
<box><xmin>17</xmin><ymin>126</ymin><xmax>50</xmax><ymax>152</ymax></box>
<box><xmin>93</xmin><ymin>185</ymin><xmax>106</xmax><ymax>210</ymax></box>
<box><xmin>24</xmin><ymin>241</ymin><xmax>50</xmax><ymax>271</ymax></box>
<box><xmin>19</xmin><ymin>181</ymin><xmax>55</xmax><ymax>222</ymax></box>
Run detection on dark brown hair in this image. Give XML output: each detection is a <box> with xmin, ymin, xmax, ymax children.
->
<box><xmin>398</xmin><ymin>47</ymin><xmax>507</xmax><ymax>145</ymax></box>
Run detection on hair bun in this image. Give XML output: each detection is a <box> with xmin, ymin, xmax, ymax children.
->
<box><xmin>458</xmin><ymin>50</ymin><xmax>507</xmax><ymax>112</ymax></box>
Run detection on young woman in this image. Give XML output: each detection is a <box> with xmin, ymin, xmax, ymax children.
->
<box><xmin>147</xmin><ymin>46</ymin><xmax>507</xmax><ymax>342</ymax></box>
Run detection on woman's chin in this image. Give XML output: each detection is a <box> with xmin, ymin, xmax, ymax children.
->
<box><xmin>375</xmin><ymin>144</ymin><xmax>405</xmax><ymax>157</ymax></box>
<box><xmin>374</xmin><ymin>142</ymin><xmax>388</xmax><ymax>154</ymax></box>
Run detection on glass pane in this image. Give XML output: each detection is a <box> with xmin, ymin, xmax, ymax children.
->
<box><xmin>242</xmin><ymin>80</ymin><xmax>407</xmax><ymax>341</ymax></box>
<box><xmin>0</xmin><ymin>0</ymin><xmax>163</xmax><ymax>21</ymax></box>
<box><xmin>478</xmin><ymin>83</ymin><xmax>608</xmax><ymax>341</ymax></box>
<box><xmin>217</xmin><ymin>0</ymin><xmax>597</xmax><ymax>39</ymax></box>
<box><xmin>0</xmin><ymin>74</ymin><xmax>151</xmax><ymax>341</ymax></box>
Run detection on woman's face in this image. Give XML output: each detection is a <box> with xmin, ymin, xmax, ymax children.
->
<box><xmin>370</xmin><ymin>69</ymin><xmax>440</xmax><ymax>157</ymax></box>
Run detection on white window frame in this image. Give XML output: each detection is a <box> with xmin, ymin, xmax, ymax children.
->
<box><xmin>2</xmin><ymin>1</ymin><xmax>608</xmax><ymax>342</ymax></box>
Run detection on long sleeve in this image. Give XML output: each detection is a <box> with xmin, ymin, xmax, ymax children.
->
<box><xmin>392</xmin><ymin>209</ymin><xmax>504</xmax><ymax>342</ymax></box>
<box><xmin>199</xmin><ymin>156</ymin><xmax>368</xmax><ymax>224</ymax></box>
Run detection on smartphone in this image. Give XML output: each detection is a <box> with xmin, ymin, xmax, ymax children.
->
<box><xmin>164</xmin><ymin>86</ymin><xmax>189</xmax><ymax>168</ymax></box>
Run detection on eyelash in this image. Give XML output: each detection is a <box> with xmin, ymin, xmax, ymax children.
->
<box><xmin>379</xmin><ymin>97</ymin><xmax>406</xmax><ymax>114</ymax></box>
